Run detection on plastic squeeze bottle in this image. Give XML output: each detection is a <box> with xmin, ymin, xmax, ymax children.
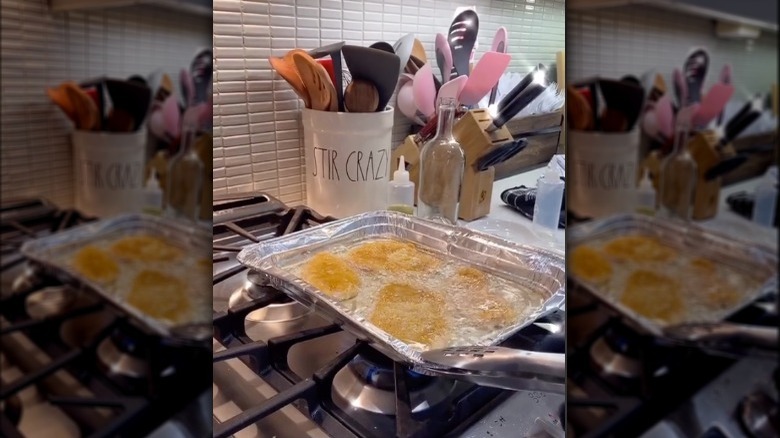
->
<box><xmin>387</xmin><ymin>155</ymin><xmax>415</xmax><ymax>214</ymax></box>
<box><xmin>141</xmin><ymin>170</ymin><xmax>164</xmax><ymax>216</ymax></box>
<box><xmin>635</xmin><ymin>169</ymin><xmax>656</xmax><ymax>216</ymax></box>
<box><xmin>533</xmin><ymin>166</ymin><xmax>564</xmax><ymax>230</ymax></box>
<box><xmin>752</xmin><ymin>166</ymin><xmax>778</xmax><ymax>227</ymax></box>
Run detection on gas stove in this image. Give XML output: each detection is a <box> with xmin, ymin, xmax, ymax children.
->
<box><xmin>566</xmin><ymin>281</ymin><xmax>778</xmax><ymax>438</ymax></box>
<box><xmin>211</xmin><ymin>194</ymin><xmax>566</xmax><ymax>438</ymax></box>
<box><xmin>0</xmin><ymin>199</ymin><xmax>211</xmax><ymax>438</ymax></box>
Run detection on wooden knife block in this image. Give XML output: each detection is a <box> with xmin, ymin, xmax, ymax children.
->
<box><xmin>390</xmin><ymin>109</ymin><xmax>513</xmax><ymax>221</ymax></box>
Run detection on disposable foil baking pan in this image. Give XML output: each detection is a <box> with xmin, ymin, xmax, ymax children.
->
<box><xmin>20</xmin><ymin>214</ymin><xmax>212</xmax><ymax>343</ymax></box>
<box><xmin>568</xmin><ymin>214</ymin><xmax>778</xmax><ymax>338</ymax></box>
<box><xmin>237</xmin><ymin>211</ymin><xmax>565</xmax><ymax>368</ymax></box>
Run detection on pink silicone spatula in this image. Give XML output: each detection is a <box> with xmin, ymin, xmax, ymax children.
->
<box><xmin>435</xmin><ymin>33</ymin><xmax>453</xmax><ymax>83</ymax></box>
<box><xmin>655</xmin><ymin>94</ymin><xmax>674</xmax><ymax>141</ymax></box>
<box><xmin>458</xmin><ymin>51</ymin><xmax>511</xmax><ymax>106</ymax></box>
<box><xmin>413</xmin><ymin>63</ymin><xmax>437</xmax><ymax>118</ymax></box>
<box><xmin>692</xmin><ymin>83</ymin><xmax>734</xmax><ymax>128</ymax></box>
<box><xmin>436</xmin><ymin>76</ymin><xmax>468</xmax><ymax>108</ymax></box>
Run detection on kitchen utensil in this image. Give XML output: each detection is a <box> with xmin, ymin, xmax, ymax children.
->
<box><xmin>692</xmin><ymin>83</ymin><xmax>734</xmax><ymax>128</ymax></box>
<box><xmin>568</xmin><ymin>214</ymin><xmax>777</xmax><ymax>353</ymax></box>
<box><xmin>458</xmin><ymin>51</ymin><xmax>511</xmax><ymax>107</ymax></box>
<box><xmin>655</xmin><ymin>94</ymin><xmax>674</xmax><ymax>140</ymax></box>
<box><xmin>474</xmin><ymin>138</ymin><xmax>528</xmax><ymax>171</ymax></box>
<box><xmin>683</xmin><ymin>48</ymin><xmax>709</xmax><ymax>105</ymax></box>
<box><xmin>448</xmin><ymin>9</ymin><xmax>479</xmax><ymax>78</ymax></box>
<box><xmin>620</xmin><ymin>75</ymin><xmax>641</xmax><ymax>87</ymax></box>
<box><xmin>309</xmin><ymin>42</ymin><xmax>346</xmax><ymax>111</ymax></box>
<box><xmin>704</xmin><ymin>143</ymin><xmax>775</xmax><ymax>181</ymax></box>
<box><xmin>435</xmin><ymin>76</ymin><xmax>468</xmax><ymax>108</ymax></box>
<box><xmin>269</xmin><ymin>54</ymin><xmax>311</xmax><ymax>108</ymax></box>
<box><xmin>105</xmin><ymin>79</ymin><xmax>152</xmax><ymax>130</ymax></box>
<box><xmin>236</xmin><ymin>211</ymin><xmax>566</xmax><ymax>366</ymax></box>
<box><xmin>397</xmin><ymin>81</ymin><xmax>425</xmax><ymax>125</ymax></box>
<box><xmin>293</xmin><ymin>51</ymin><xmax>335</xmax><ymax>111</ymax></box>
<box><xmin>497</xmin><ymin>68</ymin><xmax>537</xmax><ymax>114</ymax></box>
<box><xmin>392</xmin><ymin>33</ymin><xmax>415</xmax><ymax>74</ymax></box>
<box><xmin>673</xmin><ymin>68</ymin><xmax>686</xmax><ymax>108</ymax></box>
<box><xmin>369</xmin><ymin>41</ymin><xmax>394</xmax><ymax>53</ymax></box>
<box><xmin>161</xmin><ymin>94</ymin><xmax>181</xmax><ymax>141</ymax></box>
<box><xmin>716</xmin><ymin>64</ymin><xmax>732</xmax><ymax>125</ymax></box>
<box><xmin>420</xmin><ymin>346</ymin><xmax>565</xmax><ymax>393</ymax></box>
<box><xmin>488</xmin><ymin>83</ymin><xmax>545</xmax><ymax>131</ymax></box>
<box><xmin>344</xmin><ymin>79</ymin><xmax>379</xmax><ymax>113</ymax></box>
<box><xmin>180</xmin><ymin>68</ymin><xmax>194</xmax><ymax>108</ymax></box>
<box><xmin>413</xmin><ymin>63</ymin><xmax>437</xmax><ymax>118</ymax></box>
<box><xmin>567</xmin><ymin>86</ymin><xmax>594</xmax><ymax>131</ymax></box>
<box><xmin>435</xmin><ymin>33</ymin><xmax>453</xmax><ymax>83</ymax></box>
<box><xmin>598</xmin><ymin>78</ymin><xmax>645</xmax><ymax>130</ymax></box>
<box><xmin>487</xmin><ymin>27</ymin><xmax>508</xmax><ymax>106</ymax></box>
<box><xmin>190</xmin><ymin>48</ymin><xmax>212</xmax><ymax>105</ymax></box>
<box><xmin>47</xmin><ymin>83</ymin><xmax>78</xmax><ymax>125</ymax></box>
<box><xmin>663</xmin><ymin>323</ymin><xmax>777</xmax><ymax>353</ymax></box>
<box><xmin>316</xmin><ymin>58</ymin><xmax>336</xmax><ymax>88</ymax></box>
<box><xmin>642</xmin><ymin>108</ymin><xmax>659</xmax><ymax>138</ymax></box>
<box><xmin>62</xmin><ymin>82</ymin><xmax>101</xmax><ymax>131</ymax></box>
<box><xmin>20</xmin><ymin>215</ymin><xmax>212</xmax><ymax>347</ymax></box>
<box><xmin>411</xmin><ymin>38</ymin><xmax>427</xmax><ymax>64</ymax></box>
<box><xmin>341</xmin><ymin>45</ymin><xmax>401</xmax><ymax>111</ymax></box>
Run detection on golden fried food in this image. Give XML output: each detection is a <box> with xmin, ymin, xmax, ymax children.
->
<box><xmin>456</xmin><ymin>267</ymin><xmax>489</xmax><ymax>289</ymax></box>
<box><xmin>301</xmin><ymin>252</ymin><xmax>360</xmax><ymax>300</ymax></box>
<box><xmin>110</xmin><ymin>235</ymin><xmax>182</xmax><ymax>262</ymax></box>
<box><xmin>127</xmin><ymin>270</ymin><xmax>190</xmax><ymax>322</ymax></box>
<box><xmin>604</xmin><ymin>235</ymin><xmax>676</xmax><ymax>263</ymax></box>
<box><xmin>72</xmin><ymin>246</ymin><xmax>119</xmax><ymax>283</ymax></box>
<box><xmin>689</xmin><ymin>257</ymin><xmax>716</xmax><ymax>275</ymax></box>
<box><xmin>369</xmin><ymin>283</ymin><xmax>446</xmax><ymax>348</ymax></box>
<box><xmin>620</xmin><ymin>270</ymin><xmax>684</xmax><ymax>323</ymax></box>
<box><xmin>704</xmin><ymin>286</ymin><xmax>742</xmax><ymax>310</ymax></box>
<box><xmin>476</xmin><ymin>295</ymin><xmax>518</xmax><ymax>327</ymax></box>
<box><xmin>570</xmin><ymin>245</ymin><xmax>613</xmax><ymax>283</ymax></box>
<box><xmin>347</xmin><ymin>239</ymin><xmax>440</xmax><ymax>273</ymax></box>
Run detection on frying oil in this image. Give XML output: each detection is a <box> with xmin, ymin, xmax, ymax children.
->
<box><xmin>58</xmin><ymin>234</ymin><xmax>212</xmax><ymax>326</ymax></box>
<box><xmin>580</xmin><ymin>236</ymin><xmax>761</xmax><ymax>326</ymax></box>
<box><xmin>291</xmin><ymin>239</ymin><xmax>549</xmax><ymax>351</ymax></box>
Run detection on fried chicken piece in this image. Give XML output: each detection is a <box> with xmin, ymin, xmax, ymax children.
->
<box><xmin>127</xmin><ymin>270</ymin><xmax>190</xmax><ymax>323</ymax></box>
<box><xmin>620</xmin><ymin>270</ymin><xmax>684</xmax><ymax>323</ymax></box>
<box><xmin>301</xmin><ymin>252</ymin><xmax>360</xmax><ymax>300</ymax></box>
<box><xmin>476</xmin><ymin>295</ymin><xmax>519</xmax><ymax>327</ymax></box>
<box><xmin>604</xmin><ymin>235</ymin><xmax>676</xmax><ymax>263</ymax></box>
<box><xmin>570</xmin><ymin>245</ymin><xmax>613</xmax><ymax>283</ymax></box>
<box><xmin>456</xmin><ymin>266</ymin><xmax>489</xmax><ymax>289</ymax></box>
<box><xmin>704</xmin><ymin>286</ymin><xmax>742</xmax><ymax>310</ymax></box>
<box><xmin>347</xmin><ymin>239</ymin><xmax>440</xmax><ymax>273</ymax></box>
<box><xmin>110</xmin><ymin>234</ymin><xmax>182</xmax><ymax>262</ymax></box>
<box><xmin>72</xmin><ymin>245</ymin><xmax>119</xmax><ymax>284</ymax></box>
<box><xmin>369</xmin><ymin>283</ymin><xmax>447</xmax><ymax>348</ymax></box>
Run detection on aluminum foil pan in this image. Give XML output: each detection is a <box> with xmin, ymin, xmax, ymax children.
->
<box><xmin>20</xmin><ymin>214</ymin><xmax>212</xmax><ymax>343</ymax></box>
<box><xmin>568</xmin><ymin>214</ymin><xmax>778</xmax><ymax>338</ymax></box>
<box><xmin>237</xmin><ymin>211</ymin><xmax>565</xmax><ymax>369</ymax></box>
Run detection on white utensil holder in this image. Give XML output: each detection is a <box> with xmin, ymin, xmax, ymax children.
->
<box><xmin>72</xmin><ymin>129</ymin><xmax>147</xmax><ymax>218</ymax></box>
<box><xmin>568</xmin><ymin>129</ymin><xmax>640</xmax><ymax>219</ymax></box>
<box><xmin>301</xmin><ymin>107</ymin><xmax>395</xmax><ymax>218</ymax></box>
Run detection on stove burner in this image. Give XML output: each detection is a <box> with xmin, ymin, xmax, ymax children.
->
<box><xmin>60</xmin><ymin>310</ymin><xmax>115</xmax><ymax>348</ymax></box>
<box><xmin>331</xmin><ymin>350</ymin><xmax>454</xmax><ymax>415</ymax></box>
<box><xmin>739</xmin><ymin>390</ymin><xmax>779</xmax><ymax>438</ymax></box>
<box><xmin>11</xmin><ymin>263</ymin><xmax>44</xmax><ymax>294</ymax></box>
<box><xmin>24</xmin><ymin>286</ymin><xmax>76</xmax><ymax>319</ymax></box>
<box><xmin>589</xmin><ymin>323</ymin><xmax>643</xmax><ymax>389</ymax></box>
<box><xmin>96</xmin><ymin>326</ymin><xmax>174</xmax><ymax>384</ymax></box>
<box><xmin>230</xmin><ymin>270</ymin><xmax>312</xmax><ymax>323</ymax></box>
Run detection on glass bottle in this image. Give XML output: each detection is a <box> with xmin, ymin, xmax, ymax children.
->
<box><xmin>659</xmin><ymin>116</ymin><xmax>697</xmax><ymax>220</ymax></box>
<box><xmin>166</xmin><ymin>110</ymin><xmax>204</xmax><ymax>220</ymax></box>
<box><xmin>416</xmin><ymin>98</ymin><xmax>465</xmax><ymax>224</ymax></box>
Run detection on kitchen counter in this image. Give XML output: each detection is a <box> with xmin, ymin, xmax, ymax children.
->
<box><xmin>463</xmin><ymin>165</ymin><xmax>566</xmax><ymax>255</ymax></box>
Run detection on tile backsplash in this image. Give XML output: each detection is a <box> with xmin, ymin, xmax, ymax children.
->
<box><xmin>567</xmin><ymin>5</ymin><xmax>778</xmax><ymax>98</ymax></box>
<box><xmin>212</xmin><ymin>0</ymin><xmax>565</xmax><ymax>205</ymax></box>
<box><xmin>0</xmin><ymin>0</ymin><xmax>211</xmax><ymax>208</ymax></box>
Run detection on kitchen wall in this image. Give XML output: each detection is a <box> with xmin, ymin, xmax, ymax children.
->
<box><xmin>212</xmin><ymin>0</ymin><xmax>565</xmax><ymax>204</ymax></box>
<box><xmin>0</xmin><ymin>0</ymin><xmax>211</xmax><ymax>208</ymax></box>
<box><xmin>567</xmin><ymin>5</ymin><xmax>778</xmax><ymax>98</ymax></box>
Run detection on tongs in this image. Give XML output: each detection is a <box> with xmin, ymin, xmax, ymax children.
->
<box><xmin>420</xmin><ymin>346</ymin><xmax>565</xmax><ymax>394</ymax></box>
<box><xmin>663</xmin><ymin>322</ymin><xmax>778</xmax><ymax>357</ymax></box>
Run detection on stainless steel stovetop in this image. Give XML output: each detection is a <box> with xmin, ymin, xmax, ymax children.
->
<box><xmin>211</xmin><ymin>194</ymin><xmax>565</xmax><ymax>438</ymax></box>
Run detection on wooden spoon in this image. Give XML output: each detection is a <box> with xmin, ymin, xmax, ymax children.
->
<box><xmin>292</xmin><ymin>51</ymin><xmax>334</xmax><ymax>111</ymax></box>
<box><xmin>62</xmin><ymin>82</ymin><xmax>100</xmax><ymax>130</ymax></box>
<box><xmin>269</xmin><ymin>52</ymin><xmax>310</xmax><ymax>108</ymax></box>
<box><xmin>411</xmin><ymin>38</ymin><xmax>427</xmax><ymax>64</ymax></box>
<box><xmin>344</xmin><ymin>80</ymin><xmax>379</xmax><ymax>112</ymax></box>
<box><xmin>566</xmin><ymin>85</ymin><xmax>594</xmax><ymax>131</ymax></box>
